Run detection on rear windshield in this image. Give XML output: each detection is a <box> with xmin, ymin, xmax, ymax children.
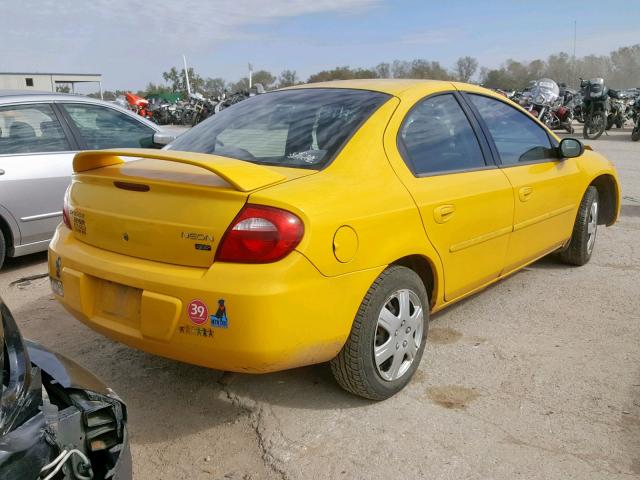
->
<box><xmin>168</xmin><ymin>88</ymin><xmax>390</xmax><ymax>168</ymax></box>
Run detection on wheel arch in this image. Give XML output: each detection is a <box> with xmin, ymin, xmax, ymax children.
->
<box><xmin>589</xmin><ymin>174</ymin><xmax>619</xmax><ymax>226</ymax></box>
<box><xmin>0</xmin><ymin>213</ymin><xmax>15</xmax><ymax>256</ymax></box>
<box><xmin>391</xmin><ymin>254</ymin><xmax>439</xmax><ymax>309</ymax></box>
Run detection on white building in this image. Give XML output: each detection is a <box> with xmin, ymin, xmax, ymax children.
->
<box><xmin>0</xmin><ymin>72</ymin><xmax>103</xmax><ymax>98</ymax></box>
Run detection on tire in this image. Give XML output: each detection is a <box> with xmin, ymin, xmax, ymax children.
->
<box><xmin>0</xmin><ymin>232</ymin><xmax>5</xmax><ymax>271</ymax></box>
<box><xmin>584</xmin><ymin>113</ymin><xmax>605</xmax><ymax>140</ymax></box>
<box><xmin>632</xmin><ymin>126</ymin><xmax>640</xmax><ymax>142</ymax></box>
<box><xmin>558</xmin><ymin>186</ymin><xmax>599</xmax><ymax>266</ymax></box>
<box><xmin>330</xmin><ymin>265</ymin><xmax>428</xmax><ymax>400</ymax></box>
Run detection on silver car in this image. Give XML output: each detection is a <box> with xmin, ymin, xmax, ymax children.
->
<box><xmin>0</xmin><ymin>91</ymin><xmax>173</xmax><ymax>269</ymax></box>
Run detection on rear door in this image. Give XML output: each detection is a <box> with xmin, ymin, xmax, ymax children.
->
<box><xmin>463</xmin><ymin>93</ymin><xmax>583</xmax><ymax>272</ymax></box>
<box><xmin>388</xmin><ymin>92</ymin><xmax>514</xmax><ymax>301</ymax></box>
<box><xmin>0</xmin><ymin>103</ymin><xmax>77</xmax><ymax>247</ymax></box>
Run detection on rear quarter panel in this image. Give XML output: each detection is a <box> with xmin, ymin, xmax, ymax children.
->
<box><xmin>249</xmin><ymin>96</ymin><xmax>445</xmax><ymax>298</ymax></box>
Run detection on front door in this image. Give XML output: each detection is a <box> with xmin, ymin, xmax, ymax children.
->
<box><xmin>465</xmin><ymin>93</ymin><xmax>583</xmax><ymax>272</ymax></box>
<box><xmin>389</xmin><ymin>93</ymin><xmax>514</xmax><ymax>301</ymax></box>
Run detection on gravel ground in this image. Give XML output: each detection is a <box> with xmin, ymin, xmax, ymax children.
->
<box><xmin>1</xmin><ymin>125</ymin><xmax>639</xmax><ymax>479</ymax></box>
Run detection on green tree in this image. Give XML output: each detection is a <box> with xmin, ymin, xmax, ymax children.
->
<box><xmin>454</xmin><ymin>56</ymin><xmax>479</xmax><ymax>82</ymax></box>
<box><xmin>609</xmin><ymin>44</ymin><xmax>640</xmax><ymax>88</ymax></box>
<box><xmin>308</xmin><ymin>66</ymin><xmax>356</xmax><ymax>83</ymax></box>
<box><xmin>231</xmin><ymin>77</ymin><xmax>249</xmax><ymax>92</ymax></box>
<box><xmin>144</xmin><ymin>82</ymin><xmax>173</xmax><ymax>96</ymax></box>
<box><xmin>544</xmin><ymin>52</ymin><xmax>573</xmax><ymax>85</ymax></box>
<box><xmin>162</xmin><ymin>66</ymin><xmax>204</xmax><ymax>95</ymax></box>
<box><xmin>252</xmin><ymin>70</ymin><xmax>276</xmax><ymax>89</ymax></box>
<box><xmin>204</xmin><ymin>77</ymin><xmax>227</xmax><ymax>97</ymax></box>
<box><xmin>277</xmin><ymin>70</ymin><xmax>298</xmax><ymax>88</ymax></box>
<box><xmin>374</xmin><ymin>62</ymin><xmax>391</xmax><ymax>79</ymax></box>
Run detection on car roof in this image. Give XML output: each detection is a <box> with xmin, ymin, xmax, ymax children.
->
<box><xmin>0</xmin><ymin>90</ymin><xmax>105</xmax><ymax>103</ymax></box>
<box><xmin>0</xmin><ymin>90</ymin><xmax>160</xmax><ymax>131</ymax></box>
<box><xmin>284</xmin><ymin>79</ymin><xmax>456</xmax><ymax>96</ymax></box>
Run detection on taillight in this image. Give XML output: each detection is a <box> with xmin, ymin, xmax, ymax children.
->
<box><xmin>216</xmin><ymin>205</ymin><xmax>303</xmax><ymax>263</ymax></box>
<box><xmin>62</xmin><ymin>186</ymin><xmax>72</xmax><ymax>229</ymax></box>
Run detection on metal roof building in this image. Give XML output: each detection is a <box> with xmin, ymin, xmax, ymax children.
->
<box><xmin>0</xmin><ymin>72</ymin><xmax>103</xmax><ymax>98</ymax></box>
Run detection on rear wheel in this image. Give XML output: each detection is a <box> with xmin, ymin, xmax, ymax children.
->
<box><xmin>558</xmin><ymin>186</ymin><xmax>599</xmax><ymax>266</ymax></box>
<box><xmin>330</xmin><ymin>265</ymin><xmax>428</xmax><ymax>400</ymax></box>
<box><xmin>632</xmin><ymin>125</ymin><xmax>640</xmax><ymax>142</ymax></box>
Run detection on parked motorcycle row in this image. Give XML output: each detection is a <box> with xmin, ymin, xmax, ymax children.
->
<box><xmin>502</xmin><ymin>78</ymin><xmax>640</xmax><ymax>141</ymax></box>
<box><xmin>115</xmin><ymin>84</ymin><xmax>266</xmax><ymax>127</ymax></box>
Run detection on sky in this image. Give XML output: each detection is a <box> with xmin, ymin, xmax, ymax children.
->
<box><xmin>2</xmin><ymin>0</ymin><xmax>639</xmax><ymax>92</ymax></box>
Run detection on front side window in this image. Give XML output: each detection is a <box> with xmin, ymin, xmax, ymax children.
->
<box><xmin>62</xmin><ymin>103</ymin><xmax>155</xmax><ymax>149</ymax></box>
<box><xmin>0</xmin><ymin>104</ymin><xmax>70</xmax><ymax>155</ymax></box>
<box><xmin>169</xmin><ymin>88</ymin><xmax>390</xmax><ymax>168</ymax></box>
<box><xmin>399</xmin><ymin>94</ymin><xmax>486</xmax><ymax>175</ymax></box>
<box><xmin>468</xmin><ymin>94</ymin><xmax>556</xmax><ymax>165</ymax></box>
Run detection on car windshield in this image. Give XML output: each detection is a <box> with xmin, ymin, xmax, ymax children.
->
<box><xmin>168</xmin><ymin>88</ymin><xmax>390</xmax><ymax>168</ymax></box>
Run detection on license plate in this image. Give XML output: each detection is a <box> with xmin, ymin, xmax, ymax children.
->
<box><xmin>95</xmin><ymin>280</ymin><xmax>141</xmax><ymax>322</ymax></box>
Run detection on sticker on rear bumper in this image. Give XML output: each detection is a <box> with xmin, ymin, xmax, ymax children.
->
<box><xmin>187</xmin><ymin>299</ymin><xmax>209</xmax><ymax>325</ymax></box>
<box><xmin>179</xmin><ymin>325</ymin><xmax>214</xmax><ymax>338</ymax></box>
<box><xmin>50</xmin><ymin>278</ymin><xmax>64</xmax><ymax>297</ymax></box>
<box><xmin>211</xmin><ymin>299</ymin><xmax>228</xmax><ymax>328</ymax></box>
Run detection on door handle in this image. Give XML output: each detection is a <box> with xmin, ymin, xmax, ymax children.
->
<box><xmin>519</xmin><ymin>186</ymin><xmax>533</xmax><ymax>202</ymax></box>
<box><xmin>434</xmin><ymin>204</ymin><xmax>455</xmax><ymax>224</ymax></box>
<box><xmin>0</xmin><ymin>169</ymin><xmax>4</xmax><ymax>176</ymax></box>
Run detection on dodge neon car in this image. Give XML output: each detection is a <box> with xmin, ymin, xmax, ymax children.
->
<box><xmin>48</xmin><ymin>80</ymin><xmax>620</xmax><ymax>400</ymax></box>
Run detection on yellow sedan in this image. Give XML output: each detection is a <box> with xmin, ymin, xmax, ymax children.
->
<box><xmin>48</xmin><ymin>80</ymin><xmax>620</xmax><ymax>399</ymax></box>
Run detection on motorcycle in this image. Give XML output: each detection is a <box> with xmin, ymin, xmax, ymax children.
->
<box><xmin>149</xmin><ymin>99</ymin><xmax>181</xmax><ymax>125</ymax></box>
<box><xmin>125</xmin><ymin>92</ymin><xmax>152</xmax><ymax>119</ymax></box>
<box><xmin>524</xmin><ymin>78</ymin><xmax>574</xmax><ymax>133</ymax></box>
<box><xmin>581</xmin><ymin>78</ymin><xmax>610</xmax><ymax>140</ymax></box>
<box><xmin>606</xmin><ymin>89</ymin><xmax>626</xmax><ymax>130</ymax></box>
<box><xmin>632</xmin><ymin>95</ymin><xmax>640</xmax><ymax>142</ymax></box>
<box><xmin>186</xmin><ymin>92</ymin><xmax>218</xmax><ymax>126</ymax></box>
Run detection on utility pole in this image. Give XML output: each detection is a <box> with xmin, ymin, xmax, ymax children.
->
<box><xmin>183</xmin><ymin>54</ymin><xmax>192</xmax><ymax>96</ymax></box>
<box><xmin>573</xmin><ymin>21</ymin><xmax>577</xmax><ymax>87</ymax></box>
<box><xmin>573</xmin><ymin>20</ymin><xmax>577</xmax><ymax>59</ymax></box>
<box><xmin>248</xmin><ymin>63</ymin><xmax>253</xmax><ymax>89</ymax></box>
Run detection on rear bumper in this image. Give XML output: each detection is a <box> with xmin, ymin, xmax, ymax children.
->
<box><xmin>48</xmin><ymin>226</ymin><xmax>381</xmax><ymax>373</ymax></box>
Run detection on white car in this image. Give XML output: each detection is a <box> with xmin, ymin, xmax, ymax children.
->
<box><xmin>0</xmin><ymin>91</ymin><xmax>174</xmax><ymax>268</ymax></box>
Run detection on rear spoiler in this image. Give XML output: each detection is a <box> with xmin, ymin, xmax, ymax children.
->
<box><xmin>73</xmin><ymin>148</ymin><xmax>287</xmax><ymax>192</ymax></box>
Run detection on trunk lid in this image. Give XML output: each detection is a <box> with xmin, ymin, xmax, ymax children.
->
<box><xmin>67</xmin><ymin>149</ymin><xmax>315</xmax><ymax>267</ymax></box>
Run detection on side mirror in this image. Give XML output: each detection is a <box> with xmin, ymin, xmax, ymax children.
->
<box><xmin>153</xmin><ymin>132</ymin><xmax>175</xmax><ymax>146</ymax></box>
<box><xmin>559</xmin><ymin>138</ymin><xmax>584</xmax><ymax>159</ymax></box>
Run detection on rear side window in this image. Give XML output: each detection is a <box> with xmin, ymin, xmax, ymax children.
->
<box><xmin>468</xmin><ymin>94</ymin><xmax>556</xmax><ymax>165</ymax></box>
<box><xmin>168</xmin><ymin>88</ymin><xmax>390</xmax><ymax>168</ymax></box>
<box><xmin>399</xmin><ymin>94</ymin><xmax>486</xmax><ymax>175</ymax></box>
<box><xmin>61</xmin><ymin>103</ymin><xmax>155</xmax><ymax>149</ymax></box>
<box><xmin>0</xmin><ymin>104</ymin><xmax>70</xmax><ymax>155</ymax></box>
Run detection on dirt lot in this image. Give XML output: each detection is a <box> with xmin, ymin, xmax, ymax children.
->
<box><xmin>1</xmin><ymin>126</ymin><xmax>639</xmax><ymax>479</ymax></box>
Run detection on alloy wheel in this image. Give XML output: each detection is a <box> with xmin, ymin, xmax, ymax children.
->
<box><xmin>373</xmin><ymin>289</ymin><xmax>424</xmax><ymax>382</ymax></box>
